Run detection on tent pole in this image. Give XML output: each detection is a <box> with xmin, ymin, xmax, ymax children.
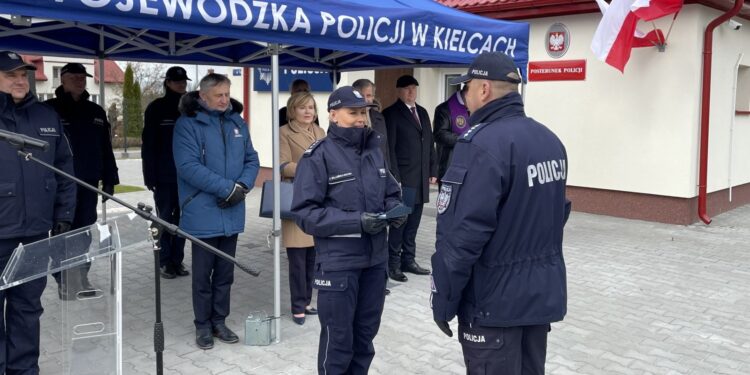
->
<box><xmin>271</xmin><ymin>43</ymin><xmax>282</xmax><ymax>343</ymax></box>
<box><xmin>98</xmin><ymin>58</ymin><xmax>106</xmax><ymax>108</ymax></box>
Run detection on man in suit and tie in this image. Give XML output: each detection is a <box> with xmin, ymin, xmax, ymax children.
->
<box><xmin>383</xmin><ymin>75</ymin><xmax>437</xmax><ymax>282</ymax></box>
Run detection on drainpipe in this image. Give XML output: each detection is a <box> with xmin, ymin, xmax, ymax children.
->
<box><xmin>243</xmin><ymin>67</ymin><xmax>250</xmax><ymax>124</ymax></box>
<box><xmin>698</xmin><ymin>0</ymin><xmax>744</xmax><ymax>224</ymax></box>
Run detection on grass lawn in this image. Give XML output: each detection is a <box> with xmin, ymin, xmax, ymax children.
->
<box><xmin>114</xmin><ymin>185</ymin><xmax>145</xmax><ymax>194</ymax></box>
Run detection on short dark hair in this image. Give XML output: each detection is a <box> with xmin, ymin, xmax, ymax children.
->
<box><xmin>352</xmin><ymin>79</ymin><xmax>375</xmax><ymax>92</ymax></box>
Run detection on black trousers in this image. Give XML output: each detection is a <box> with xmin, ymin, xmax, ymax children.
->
<box><xmin>315</xmin><ymin>262</ymin><xmax>387</xmax><ymax>375</ymax></box>
<box><xmin>154</xmin><ymin>183</ymin><xmax>185</xmax><ymax>268</ymax></box>
<box><xmin>192</xmin><ymin>235</ymin><xmax>238</xmax><ymax>330</ymax></box>
<box><xmin>387</xmin><ymin>203</ymin><xmax>424</xmax><ymax>269</ymax></box>
<box><xmin>458</xmin><ymin>323</ymin><xmax>550</xmax><ymax>375</ymax></box>
<box><xmin>0</xmin><ymin>234</ymin><xmax>48</xmax><ymax>375</ymax></box>
<box><xmin>286</xmin><ymin>247</ymin><xmax>315</xmax><ymax>315</ymax></box>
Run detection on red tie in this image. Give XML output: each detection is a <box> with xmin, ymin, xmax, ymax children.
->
<box><xmin>410</xmin><ymin>106</ymin><xmax>421</xmax><ymax>128</ymax></box>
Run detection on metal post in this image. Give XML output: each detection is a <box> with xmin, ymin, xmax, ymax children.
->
<box><xmin>123</xmin><ymin>108</ymin><xmax>128</xmax><ymax>157</ymax></box>
<box><xmin>271</xmin><ymin>44</ymin><xmax>282</xmax><ymax>343</ymax></box>
<box><xmin>99</xmin><ymin>58</ymin><xmax>106</xmax><ymax>108</ymax></box>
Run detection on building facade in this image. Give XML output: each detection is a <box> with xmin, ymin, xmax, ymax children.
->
<box><xmin>429</xmin><ymin>0</ymin><xmax>750</xmax><ymax>224</ymax></box>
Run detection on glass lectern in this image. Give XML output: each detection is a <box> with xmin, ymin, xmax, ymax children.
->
<box><xmin>0</xmin><ymin>214</ymin><xmax>150</xmax><ymax>375</ymax></box>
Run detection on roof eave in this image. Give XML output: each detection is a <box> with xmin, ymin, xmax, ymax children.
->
<box><xmin>451</xmin><ymin>0</ymin><xmax>750</xmax><ymax>21</ymax></box>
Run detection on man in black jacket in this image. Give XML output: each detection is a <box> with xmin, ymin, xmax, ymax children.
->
<box><xmin>382</xmin><ymin>75</ymin><xmax>437</xmax><ymax>282</ymax></box>
<box><xmin>46</xmin><ymin>62</ymin><xmax>119</xmax><ymax>299</ymax></box>
<box><xmin>142</xmin><ymin>66</ymin><xmax>190</xmax><ymax>279</ymax></box>
<box><xmin>352</xmin><ymin>79</ymin><xmax>396</xmax><ymax>169</ymax></box>
<box><xmin>433</xmin><ymin>85</ymin><xmax>469</xmax><ymax>182</ymax></box>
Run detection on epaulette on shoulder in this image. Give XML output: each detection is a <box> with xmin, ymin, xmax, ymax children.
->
<box><xmin>303</xmin><ymin>138</ymin><xmax>325</xmax><ymax>157</ymax></box>
<box><xmin>458</xmin><ymin>123</ymin><xmax>489</xmax><ymax>142</ymax></box>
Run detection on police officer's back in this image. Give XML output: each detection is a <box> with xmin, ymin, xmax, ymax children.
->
<box><xmin>430</xmin><ymin>52</ymin><xmax>571</xmax><ymax>375</ymax></box>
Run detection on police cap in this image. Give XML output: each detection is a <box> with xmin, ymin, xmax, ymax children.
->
<box><xmin>0</xmin><ymin>51</ymin><xmax>36</xmax><ymax>72</ymax></box>
<box><xmin>327</xmin><ymin>86</ymin><xmax>377</xmax><ymax>111</ymax></box>
<box><xmin>449</xmin><ymin>52</ymin><xmax>522</xmax><ymax>85</ymax></box>
<box><xmin>61</xmin><ymin>63</ymin><xmax>93</xmax><ymax>77</ymax></box>
<box><xmin>165</xmin><ymin>66</ymin><xmax>191</xmax><ymax>81</ymax></box>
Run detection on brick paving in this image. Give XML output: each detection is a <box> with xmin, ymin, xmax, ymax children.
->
<box><xmin>32</xmin><ymin>159</ymin><xmax>750</xmax><ymax>374</ymax></box>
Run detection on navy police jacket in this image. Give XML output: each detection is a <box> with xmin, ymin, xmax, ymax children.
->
<box><xmin>45</xmin><ymin>87</ymin><xmax>119</xmax><ymax>186</ymax></box>
<box><xmin>173</xmin><ymin>92</ymin><xmax>260</xmax><ymax>238</ymax></box>
<box><xmin>292</xmin><ymin>123</ymin><xmax>401</xmax><ymax>272</ymax></box>
<box><xmin>0</xmin><ymin>92</ymin><xmax>76</xmax><ymax>239</ymax></box>
<box><xmin>431</xmin><ymin>92</ymin><xmax>571</xmax><ymax>327</ymax></box>
<box><xmin>142</xmin><ymin>88</ymin><xmax>182</xmax><ymax>188</ymax></box>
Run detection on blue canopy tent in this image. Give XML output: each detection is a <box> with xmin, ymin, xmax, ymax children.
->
<box><xmin>0</xmin><ymin>0</ymin><xmax>529</xmax><ymax>73</ymax></box>
<box><xmin>0</xmin><ymin>0</ymin><xmax>529</xmax><ymax>344</ymax></box>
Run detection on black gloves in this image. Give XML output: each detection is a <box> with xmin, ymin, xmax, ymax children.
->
<box><xmin>52</xmin><ymin>221</ymin><xmax>72</xmax><ymax>236</ymax></box>
<box><xmin>218</xmin><ymin>183</ymin><xmax>249</xmax><ymax>209</ymax></box>
<box><xmin>435</xmin><ymin>320</ymin><xmax>453</xmax><ymax>337</ymax></box>
<box><xmin>388</xmin><ymin>215</ymin><xmax>408</xmax><ymax>229</ymax></box>
<box><xmin>360</xmin><ymin>213</ymin><xmax>387</xmax><ymax>234</ymax></box>
<box><xmin>102</xmin><ymin>184</ymin><xmax>115</xmax><ymax>202</ymax></box>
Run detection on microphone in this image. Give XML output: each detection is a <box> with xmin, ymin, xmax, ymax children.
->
<box><xmin>0</xmin><ymin>129</ymin><xmax>50</xmax><ymax>151</ymax></box>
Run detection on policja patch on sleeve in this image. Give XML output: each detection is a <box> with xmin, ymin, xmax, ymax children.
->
<box><xmin>436</xmin><ymin>184</ymin><xmax>452</xmax><ymax>214</ymax></box>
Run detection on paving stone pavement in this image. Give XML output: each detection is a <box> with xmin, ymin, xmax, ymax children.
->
<box><xmin>34</xmin><ymin>159</ymin><xmax>750</xmax><ymax>374</ymax></box>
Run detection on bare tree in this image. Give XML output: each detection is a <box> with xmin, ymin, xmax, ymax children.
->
<box><xmin>129</xmin><ymin>62</ymin><xmax>167</xmax><ymax>108</ymax></box>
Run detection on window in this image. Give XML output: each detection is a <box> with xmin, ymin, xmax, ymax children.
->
<box><xmin>52</xmin><ymin>66</ymin><xmax>62</xmax><ymax>87</ymax></box>
<box><xmin>443</xmin><ymin>74</ymin><xmax>461</xmax><ymax>102</ymax></box>
<box><xmin>736</xmin><ymin>65</ymin><xmax>749</xmax><ymax>113</ymax></box>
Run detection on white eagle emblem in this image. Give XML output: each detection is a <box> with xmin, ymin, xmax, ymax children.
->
<box><xmin>258</xmin><ymin>68</ymin><xmax>272</xmax><ymax>85</ymax></box>
<box><xmin>436</xmin><ymin>184</ymin><xmax>452</xmax><ymax>214</ymax></box>
<box><xmin>549</xmin><ymin>32</ymin><xmax>565</xmax><ymax>51</ymax></box>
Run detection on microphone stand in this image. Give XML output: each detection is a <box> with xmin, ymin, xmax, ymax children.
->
<box><xmin>2</xmin><ymin>133</ymin><xmax>260</xmax><ymax>375</ymax></box>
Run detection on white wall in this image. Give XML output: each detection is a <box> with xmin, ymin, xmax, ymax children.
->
<box><xmin>698</xmin><ymin>8</ymin><xmax>750</xmax><ymax>194</ymax></box>
<box><xmin>431</xmin><ymin>5</ymin><xmax>749</xmax><ymax>199</ymax></box>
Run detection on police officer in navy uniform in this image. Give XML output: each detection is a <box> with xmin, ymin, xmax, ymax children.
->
<box><xmin>292</xmin><ymin>86</ymin><xmax>406</xmax><ymax>374</ymax></box>
<box><xmin>142</xmin><ymin>66</ymin><xmax>190</xmax><ymax>279</ymax></box>
<box><xmin>46</xmin><ymin>62</ymin><xmax>119</xmax><ymax>299</ymax></box>
<box><xmin>0</xmin><ymin>50</ymin><xmax>76</xmax><ymax>374</ymax></box>
<box><xmin>430</xmin><ymin>52</ymin><xmax>571</xmax><ymax>375</ymax></box>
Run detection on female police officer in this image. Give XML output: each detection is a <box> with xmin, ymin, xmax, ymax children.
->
<box><xmin>292</xmin><ymin>86</ymin><xmax>406</xmax><ymax>374</ymax></box>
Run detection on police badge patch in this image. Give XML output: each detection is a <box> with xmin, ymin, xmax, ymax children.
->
<box><xmin>436</xmin><ymin>184</ymin><xmax>452</xmax><ymax>214</ymax></box>
<box><xmin>456</xmin><ymin>115</ymin><xmax>467</xmax><ymax>129</ymax></box>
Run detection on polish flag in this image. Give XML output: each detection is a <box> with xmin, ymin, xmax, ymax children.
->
<box><xmin>591</xmin><ymin>0</ymin><xmax>683</xmax><ymax>72</ymax></box>
<box><xmin>594</xmin><ymin>0</ymin><xmax>665</xmax><ymax>44</ymax></box>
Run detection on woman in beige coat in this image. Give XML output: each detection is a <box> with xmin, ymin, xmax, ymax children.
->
<box><xmin>280</xmin><ymin>92</ymin><xmax>326</xmax><ymax>325</ymax></box>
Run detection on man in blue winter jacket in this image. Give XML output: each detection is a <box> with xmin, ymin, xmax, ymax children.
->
<box><xmin>173</xmin><ymin>73</ymin><xmax>259</xmax><ymax>350</ymax></box>
<box><xmin>0</xmin><ymin>50</ymin><xmax>76</xmax><ymax>374</ymax></box>
<box><xmin>430</xmin><ymin>52</ymin><xmax>571</xmax><ymax>374</ymax></box>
